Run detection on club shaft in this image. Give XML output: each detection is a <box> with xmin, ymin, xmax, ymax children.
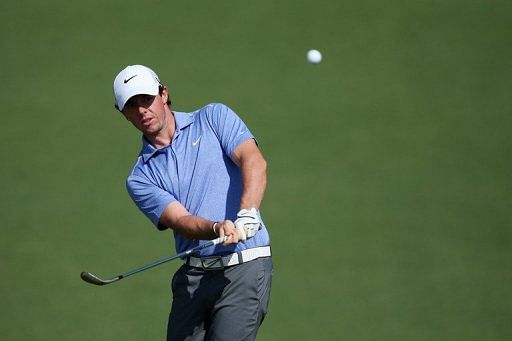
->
<box><xmin>118</xmin><ymin>237</ymin><xmax>222</xmax><ymax>279</ymax></box>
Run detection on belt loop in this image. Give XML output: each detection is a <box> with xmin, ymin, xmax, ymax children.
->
<box><xmin>237</xmin><ymin>251</ymin><xmax>243</xmax><ymax>264</ymax></box>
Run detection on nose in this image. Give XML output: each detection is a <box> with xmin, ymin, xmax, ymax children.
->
<box><xmin>137</xmin><ymin>105</ymin><xmax>147</xmax><ymax>114</ymax></box>
<box><xmin>134</xmin><ymin>99</ymin><xmax>148</xmax><ymax>114</ymax></box>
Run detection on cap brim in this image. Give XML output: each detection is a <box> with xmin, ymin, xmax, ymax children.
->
<box><xmin>117</xmin><ymin>85</ymin><xmax>159</xmax><ymax>111</ymax></box>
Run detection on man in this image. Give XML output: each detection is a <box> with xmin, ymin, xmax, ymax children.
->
<box><xmin>112</xmin><ymin>65</ymin><xmax>273</xmax><ymax>341</ymax></box>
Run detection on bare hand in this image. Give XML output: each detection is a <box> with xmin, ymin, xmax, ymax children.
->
<box><xmin>216</xmin><ymin>220</ymin><xmax>246</xmax><ymax>246</ymax></box>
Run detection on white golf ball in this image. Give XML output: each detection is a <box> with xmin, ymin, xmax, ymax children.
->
<box><xmin>307</xmin><ymin>49</ymin><xmax>322</xmax><ymax>64</ymax></box>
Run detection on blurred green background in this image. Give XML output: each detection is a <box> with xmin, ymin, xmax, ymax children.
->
<box><xmin>1</xmin><ymin>0</ymin><xmax>511</xmax><ymax>340</ymax></box>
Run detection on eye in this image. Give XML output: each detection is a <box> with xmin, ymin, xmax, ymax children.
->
<box><xmin>124</xmin><ymin>97</ymin><xmax>137</xmax><ymax>109</ymax></box>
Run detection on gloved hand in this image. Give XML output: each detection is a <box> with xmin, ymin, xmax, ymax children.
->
<box><xmin>234</xmin><ymin>208</ymin><xmax>261</xmax><ymax>242</ymax></box>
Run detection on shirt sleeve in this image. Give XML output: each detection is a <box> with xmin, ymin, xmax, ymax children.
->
<box><xmin>205</xmin><ymin>103</ymin><xmax>255</xmax><ymax>158</ymax></box>
<box><xmin>126</xmin><ymin>174</ymin><xmax>177</xmax><ymax>229</ymax></box>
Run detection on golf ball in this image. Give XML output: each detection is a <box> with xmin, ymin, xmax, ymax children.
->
<box><xmin>307</xmin><ymin>49</ymin><xmax>322</xmax><ymax>64</ymax></box>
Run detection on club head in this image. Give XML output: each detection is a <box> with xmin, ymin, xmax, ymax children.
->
<box><xmin>80</xmin><ymin>272</ymin><xmax>121</xmax><ymax>286</ymax></box>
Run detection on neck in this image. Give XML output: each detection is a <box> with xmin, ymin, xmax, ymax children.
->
<box><xmin>146</xmin><ymin>108</ymin><xmax>175</xmax><ymax>148</ymax></box>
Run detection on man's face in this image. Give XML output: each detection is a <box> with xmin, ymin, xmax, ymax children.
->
<box><xmin>122</xmin><ymin>88</ymin><xmax>168</xmax><ymax>136</ymax></box>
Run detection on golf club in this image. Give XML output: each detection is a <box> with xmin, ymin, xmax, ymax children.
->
<box><xmin>81</xmin><ymin>236</ymin><xmax>227</xmax><ymax>286</ymax></box>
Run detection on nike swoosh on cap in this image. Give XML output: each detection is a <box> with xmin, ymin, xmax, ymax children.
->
<box><xmin>124</xmin><ymin>75</ymin><xmax>137</xmax><ymax>84</ymax></box>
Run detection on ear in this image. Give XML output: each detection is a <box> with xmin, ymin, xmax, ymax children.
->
<box><xmin>160</xmin><ymin>86</ymin><xmax>169</xmax><ymax>104</ymax></box>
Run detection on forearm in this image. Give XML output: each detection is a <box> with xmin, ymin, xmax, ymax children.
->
<box><xmin>233</xmin><ymin>145</ymin><xmax>267</xmax><ymax>242</ymax></box>
<box><xmin>171</xmin><ymin>214</ymin><xmax>218</xmax><ymax>240</ymax></box>
<box><xmin>239</xmin><ymin>155</ymin><xmax>267</xmax><ymax>210</ymax></box>
<box><xmin>232</xmin><ymin>139</ymin><xmax>268</xmax><ymax>210</ymax></box>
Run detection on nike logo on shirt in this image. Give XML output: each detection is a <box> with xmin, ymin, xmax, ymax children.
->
<box><xmin>192</xmin><ymin>136</ymin><xmax>201</xmax><ymax>146</ymax></box>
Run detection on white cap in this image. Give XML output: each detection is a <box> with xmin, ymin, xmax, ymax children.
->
<box><xmin>113</xmin><ymin>65</ymin><xmax>162</xmax><ymax>111</ymax></box>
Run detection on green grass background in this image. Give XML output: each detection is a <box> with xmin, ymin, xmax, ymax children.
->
<box><xmin>1</xmin><ymin>0</ymin><xmax>511</xmax><ymax>340</ymax></box>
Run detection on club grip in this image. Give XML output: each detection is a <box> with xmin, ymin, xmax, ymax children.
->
<box><xmin>211</xmin><ymin>236</ymin><xmax>228</xmax><ymax>246</ymax></box>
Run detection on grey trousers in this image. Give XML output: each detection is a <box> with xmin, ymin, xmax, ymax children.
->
<box><xmin>167</xmin><ymin>257</ymin><xmax>273</xmax><ymax>341</ymax></box>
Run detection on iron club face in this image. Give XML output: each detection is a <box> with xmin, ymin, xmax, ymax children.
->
<box><xmin>80</xmin><ymin>236</ymin><xmax>226</xmax><ymax>287</ymax></box>
<box><xmin>80</xmin><ymin>272</ymin><xmax>121</xmax><ymax>286</ymax></box>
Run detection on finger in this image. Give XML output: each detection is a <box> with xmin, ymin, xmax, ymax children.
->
<box><xmin>223</xmin><ymin>234</ymin><xmax>234</xmax><ymax>246</ymax></box>
<box><xmin>221</xmin><ymin>220</ymin><xmax>236</xmax><ymax>246</ymax></box>
<box><xmin>231</xmin><ymin>232</ymin><xmax>240</xmax><ymax>243</ymax></box>
<box><xmin>218</xmin><ymin>223</ymin><xmax>225</xmax><ymax>238</ymax></box>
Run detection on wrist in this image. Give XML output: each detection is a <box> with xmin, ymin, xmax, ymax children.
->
<box><xmin>238</xmin><ymin>207</ymin><xmax>258</xmax><ymax>214</ymax></box>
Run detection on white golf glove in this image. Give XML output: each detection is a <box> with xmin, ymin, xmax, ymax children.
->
<box><xmin>234</xmin><ymin>208</ymin><xmax>261</xmax><ymax>242</ymax></box>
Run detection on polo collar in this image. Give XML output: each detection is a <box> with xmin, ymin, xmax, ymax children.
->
<box><xmin>140</xmin><ymin>111</ymin><xmax>195</xmax><ymax>162</ymax></box>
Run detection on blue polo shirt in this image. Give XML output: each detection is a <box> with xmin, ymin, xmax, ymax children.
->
<box><xmin>126</xmin><ymin>103</ymin><xmax>270</xmax><ymax>256</ymax></box>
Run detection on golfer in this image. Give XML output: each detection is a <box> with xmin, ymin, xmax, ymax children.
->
<box><xmin>113</xmin><ymin>65</ymin><xmax>273</xmax><ymax>340</ymax></box>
